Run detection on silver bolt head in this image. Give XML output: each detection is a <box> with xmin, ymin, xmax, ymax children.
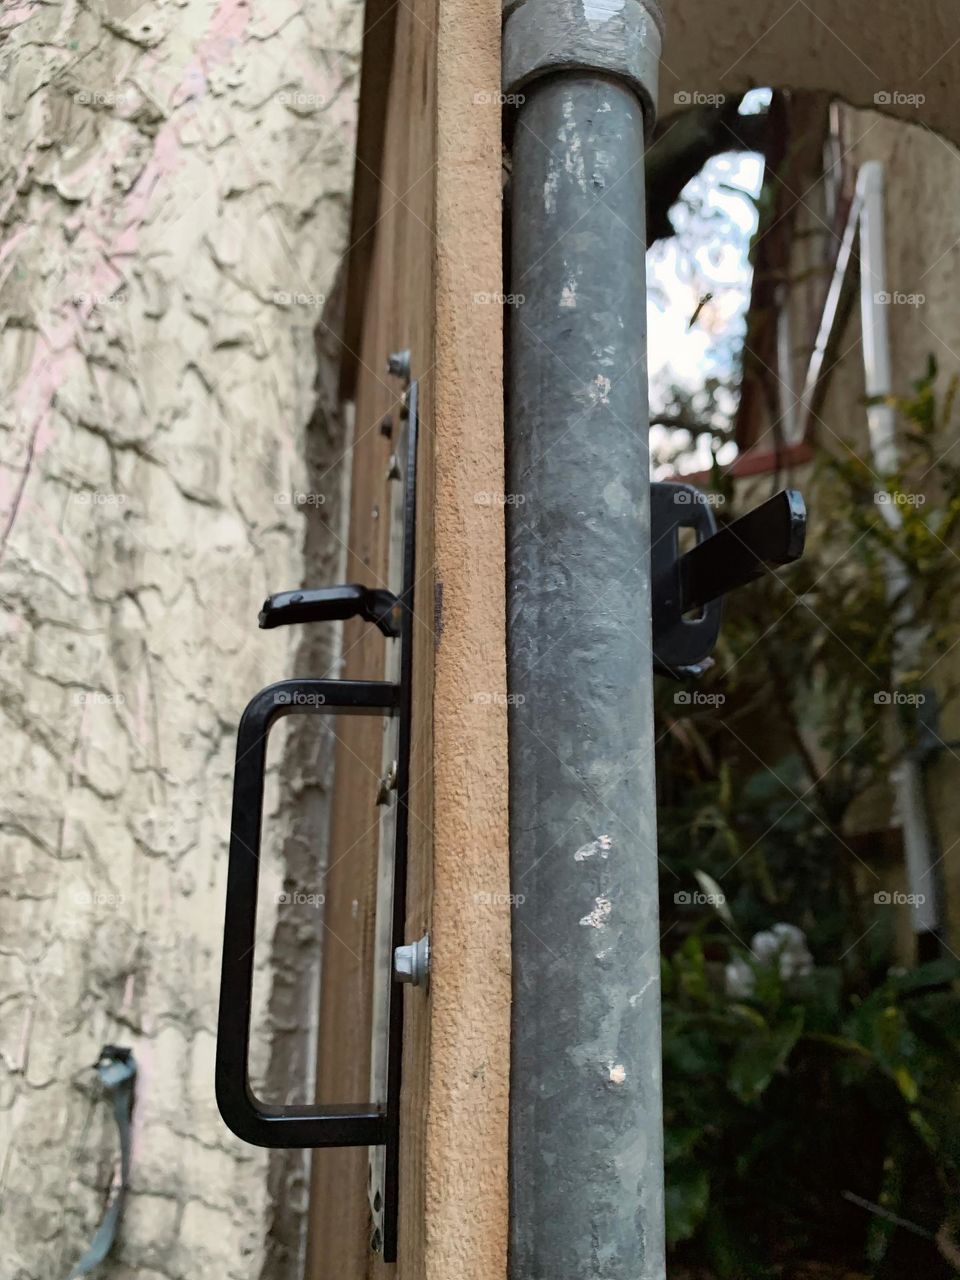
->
<box><xmin>375</xmin><ymin>760</ymin><xmax>398</xmax><ymax>805</ymax></box>
<box><xmin>387</xmin><ymin>350</ymin><xmax>411</xmax><ymax>380</ymax></box>
<box><xmin>394</xmin><ymin>933</ymin><xmax>430</xmax><ymax>986</ymax></box>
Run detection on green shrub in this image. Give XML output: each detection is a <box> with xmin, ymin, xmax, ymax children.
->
<box><xmin>657</xmin><ymin>362</ymin><xmax>960</xmax><ymax>1276</ymax></box>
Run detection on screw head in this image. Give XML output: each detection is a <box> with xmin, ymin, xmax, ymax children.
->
<box><xmin>376</xmin><ymin>760</ymin><xmax>398</xmax><ymax>805</ymax></box>
<box><xmin>387</xmin><ymin>349</ymin><xmax>411</xmax><ymax>380</ymax></box>
<box><xmin>394</xmin><ymin>933</ymin><xmax>430</xmax><ymax>987</ymax></box>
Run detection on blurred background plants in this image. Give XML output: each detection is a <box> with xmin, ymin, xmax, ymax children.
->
<box><xmin>657</xmin><ymin>363</ymin><xmax>960</xmax><ymax>1278</ymax></box>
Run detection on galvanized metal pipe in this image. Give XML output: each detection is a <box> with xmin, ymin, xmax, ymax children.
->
<box><xmin>505</xmin><ymin>64</ymin><xmax>665</xmax><ymax>1279</ymax></box>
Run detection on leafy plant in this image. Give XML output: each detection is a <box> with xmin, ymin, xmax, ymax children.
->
<box><xmin>657</xmin><ymin>363</ymin><xmax>960</xmax><ymax>1278</ymax></box>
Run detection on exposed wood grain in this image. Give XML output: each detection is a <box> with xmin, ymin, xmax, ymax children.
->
<box><xmin>307</xmin><ymin>0</ymin><xmax>508</xmax><ymax>1268</ymax></box>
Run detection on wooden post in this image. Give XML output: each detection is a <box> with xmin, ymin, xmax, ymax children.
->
<box><xmin>305</xmin><ymin>0</ymin><xmax>510</xmax><ymax>1271</ymax></box>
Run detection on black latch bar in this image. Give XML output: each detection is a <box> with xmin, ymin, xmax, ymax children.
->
<box><xmin>258</xmin><ymin>584</ymin><xmax>400</xmax><ymax>637</ymax></box>
<box><xmin>680</xmin><ymin>489</ymin><xmax>806</xmax><ymax>612</ymax></box>
<box><xmin>652</xmin><ymin>483</ymin><xmax>807</xmax><ymax>677</ymax></box>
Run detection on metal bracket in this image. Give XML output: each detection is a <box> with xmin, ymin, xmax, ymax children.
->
<box><xmin>216</xmin><ymin>369</ymin><xmax>419</xmax><ymax>1264</ymax></box>
<box><xmin>258</xmin><ymin>584</ymin><xmax>401</xmax><ymax>637</ymax></box>
<box><xmin>652</xmin><ymin>482</ymin><xmax>806</xmax><ymax>677</ymax></box>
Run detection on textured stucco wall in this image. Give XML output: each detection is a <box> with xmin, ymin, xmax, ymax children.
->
<box><xmin>4</xmin><ymin>3</ymin><xmax>960</xmax><ymax>1280</ymax></box>
<box><xmin>814</xmin><ymin>108</ymin><xmax>960</xmax><ymax>948</ymax></box>
<box><xmin>0</xmin><ymin>2</ymin><xmax>359</xmax><ymax>1278</ymax></box>
<box><xmin>732</xmin><ymin>92</ymin><xmax>960</xmax><ymax>955</ymax></box>
<box><xmin>659</xmin><ymin>0</ymin><xmax>960</xmax><ymax>150</ymax></box>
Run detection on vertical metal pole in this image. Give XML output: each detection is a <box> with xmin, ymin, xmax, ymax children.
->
<box><xmin>503</xmin><ymin>4</ymin><xmax>665</xmax><ymax>1277</ymax></box>
<box><xmin>858</xmin><ymin>162</ymin><xmax>942</xmax><ymax>949</ymax></box>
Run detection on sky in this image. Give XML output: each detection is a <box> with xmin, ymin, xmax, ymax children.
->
<box><xmin>648</xmin><ymin>89</ymin><xmax>771</xmax><ymax>474</ymax></box>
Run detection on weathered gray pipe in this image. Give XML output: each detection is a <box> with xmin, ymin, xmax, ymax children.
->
<box><xmin>506</xmin><ymin>66</ymin><xmax>665</xmax><ymax>1280</ymax></box>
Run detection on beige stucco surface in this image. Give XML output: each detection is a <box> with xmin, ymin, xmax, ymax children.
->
<box><xmin>426</xmin><ymin>0</ymin><xmax>511</xmax><ymax>1273</ymax></box>
<box><xmin>660</xmin><ymin>0</ymin><xmax>960</xmax><ymax>149</ymax></box>
<box><xmin>3</xmin><ymin>2</ymin><xmax>960</xmax><ymax>1280</ymax></box>
<box><xmin>0</xmin><ymin>2</ymin><xmax>359</xmax><ymax>1277</ymax></box>
<box><xmin>812</xmin><ymin>108</ymin><xmax>960</xmax><ymax>950</ymax></box>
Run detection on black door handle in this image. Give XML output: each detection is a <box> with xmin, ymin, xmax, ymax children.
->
<box><xmin>216</xmin><ymin>369</ymin><xmax>419</xmax><ymax>1262</ymax></box>
<box><xmin>216</xmin><ymin>678</ymin><xmax>399</xmax><ymax>1148</ymax></box>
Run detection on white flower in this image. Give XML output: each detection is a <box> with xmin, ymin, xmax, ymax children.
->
<box><xmin>725</xmin><ymin>956</ymin><xmax>756</xmax><ymax>998</ymax></box>
<box><xmin>725</xmin><ymin>923</ymin><xmax>814</xmax><ymax>998</ymax></box>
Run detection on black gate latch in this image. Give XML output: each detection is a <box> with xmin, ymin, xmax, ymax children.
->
<box><xmin>216</xmin><ymin>368</ymin><xmax>419</xmax><ymax>1263</ymax></box>
<box><xmin>216</xmin><ymin>420</ymin><xmax>803</xmax><ymax>1259</ymax></box>
<box><xmin>258</xmin><ymin>584</ymin><xmax>401</xmax><ymax>636</ymax></box>
<box><xmin>652</xmin><ymin>482</ymin><xmax>806</xmax><ymax>678</ymax></box>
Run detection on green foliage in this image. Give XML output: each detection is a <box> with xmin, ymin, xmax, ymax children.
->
<box><xmin>657</xmin><ymin>363</ymin><xmax>960</xmax><ymax>1277</ymax></box>
<box><xmin>662</xmin><ymin>936</ymin><xmax>960</xmax><ymax>1277</ymax></box>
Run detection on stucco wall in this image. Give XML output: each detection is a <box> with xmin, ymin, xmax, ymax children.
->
<box><xmin>4</xmin><ymin>3</ymin><xmax>960</xmax><ymax>1280</ymax></box>
<box><xmin>659</xmin><ymin>0</ymin><xmax>960</xmax><ymax>150</ymax></box>
<box><xmin>841</xmin><ymin>107</ymin><xmax>960</xmax><ymax>394</ymax></box>
<box><xmin>0</xmin><ymin>2</ymin><xmax>359</xmax><ymax>1278</ymax></box>
<box><xmin>732</xmin><ymin>96</ymin><xmax>960</xmax><ymax>954</ymax></box>
<box><xmin>826</xmin><ymin>108</ymin><xmax>960</xmax><ymax>947</ymax></box>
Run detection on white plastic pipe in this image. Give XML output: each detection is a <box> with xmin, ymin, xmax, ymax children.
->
<box><xmin>857</xmin><ymin>161</ymin><xmax>940</xmax><ymax>937</ymax></box>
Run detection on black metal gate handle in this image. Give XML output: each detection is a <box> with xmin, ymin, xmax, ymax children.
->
<box><xmin>216</xmin><ymin>677</ymin><xmax>399</xmax><ymax>1148</ymax></box>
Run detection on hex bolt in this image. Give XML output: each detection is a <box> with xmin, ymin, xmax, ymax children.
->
<box><xmin>376</xmin><ymin>760</ymin><xmax>398</xmax><ymax>805</ymax></box>
<box><xmin>386</xmin><ymin>349</ymin><xmax>411</xmax><ymax>380</ymax></box>
<box><xmin>393</xmin><ymin>933</ymin><xmax>430</xmax><ymax>987</ymax></box>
